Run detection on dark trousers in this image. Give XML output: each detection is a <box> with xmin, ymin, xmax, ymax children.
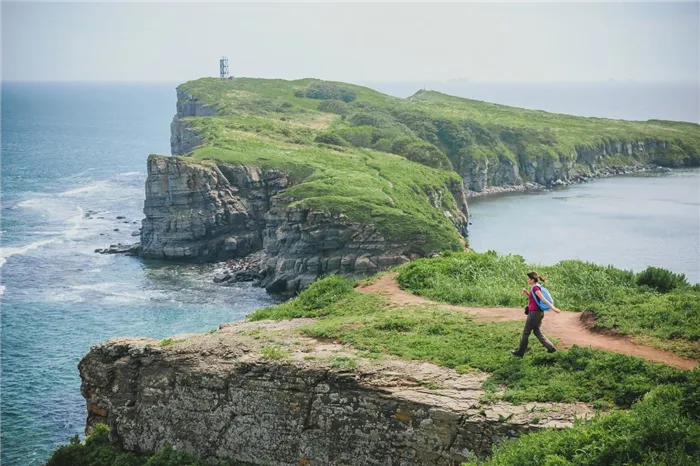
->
<box><xmin>516</xmin><ymin>310</ymin><xmax>555</xmax><ymax>354</ymax></box>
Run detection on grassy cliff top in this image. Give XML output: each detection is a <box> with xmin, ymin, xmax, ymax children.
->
<box><xmin>167</xmin><ymin>77</ymin><xmax>700</xmax><ymax>253</ymax></box>
<box><xmin>245</xmin><ymin>256</ymin><xmax>700</xmax><ymax>464</ymax></box>
<box><xmin>179</xmin><ymin>77</ymin><xmax>700</xmax><ymax>167</ymax></box>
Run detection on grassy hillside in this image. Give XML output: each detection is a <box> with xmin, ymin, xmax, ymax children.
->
<box><xmin>248</xmin><ymin>259</ymin><xmax>699</xmax><ymax>465</ymax></box>
<box><xmin>179</xmin><ymin>77</ymin><xmax>700</xmax><ymax>173</ymax></box>
<box><xmin>50</xmin><ymin>258</ymin><xmax>700</xmax><ymax>465</ymax></box>
<box><xmin>167</xmin><ymin>77</ymin><xmax>700</xmax><ymax>253</ymax></box>
<box><xmin>397</xmin><ymin>251</ymin><xmax>700</xmax><ymax>359</ymax></box>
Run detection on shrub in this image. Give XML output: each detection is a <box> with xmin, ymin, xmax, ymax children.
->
<box><xmin>390</xmin><ymin>137</ymin><xmax>452</xmax><ymax>170</ymax></box>
<box><xmin>334</xmin><ymin>126</ymin><xmax>376</xmax><ymax>148</ymax></box>
<box><xmin>317</xmin><ymin>99</ymin><xmax>348</xmax><ymax>115</ymax></box>
<box><xmin>304</xmin><ymin>81</ymin><xmax>357</xmax><ymax>103</ymax></box>
<box><xmin>47</xmin><ymin>424</ymin><xmax>217</xmax><ymax>466</ymax></box>
<box><xmin>636</xmin><ymin>266</ymin><xmax>689</xmax><ymax>293</ymax></box>
<box><xmin>314</xmin><ymin>132</ymin><xmax>347</xmax><ymax>146</ymax></box>
<box><xmin>247</xmin><ymin>275</ymin><xmax>356</xmax><ymax>321</ymax></box>
<box><xmin>465</xmin><ymin>386</ymin><xmax>700</xmax><ymax>466</ymax></box>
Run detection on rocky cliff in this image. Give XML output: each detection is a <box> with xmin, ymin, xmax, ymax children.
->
<box><xmin>140</xmin><ymin>154</ymin><xmax>469</xmax><ymax>293</ymax></box>
<box><xmin>455</xmin><ymin>139</ymin><xmax>675</xmax><ymax>193</ymax></box>
<box><xmin>79</xmin><ymin>320</ymin><xmax>592</xmax><ymax>465</ymax></box>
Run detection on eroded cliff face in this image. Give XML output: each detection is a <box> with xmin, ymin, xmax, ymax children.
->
<box><xmin>457</xmin><ymin>139</ymin><xmax>673</xmax><ymax>192</ymax></box>
<box><xmin>170</xmin><ymin>88</ymin><xmax>216</xmax><ymax>155</ymax></box>
<box><xmin>80</xmin><ymin>320</ymin><xmax>592</xmax><ymax>465</ymax></box>
<box><xmin>140</xmin><ymin>155</ymin><xmax>469</xmax><ymax>293</ymax></box>
<box><xmin>140</xmin><ymin>155</ymin><xmax>288</xmax><ymax>261</ymax></box>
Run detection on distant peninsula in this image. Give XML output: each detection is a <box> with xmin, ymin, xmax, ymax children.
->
<box><xmin>138</xmin><ymin>77</ymin><xmax>700</xmax><ymax>293</ymax></box>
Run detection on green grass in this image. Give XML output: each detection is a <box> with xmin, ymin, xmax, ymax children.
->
<box><xmin>46</xmin><ymin>424</ymin><xmax>231</xmax><ymax>466</ymax></box>
<box><xmin>178</xmin><ymin>77</ymin><xmax>700</xmax><ymax>182</ymax></box>
<box><xmin>397</xmin><ymin>251</ymin><xmax>700</xmax><ymax>359</ymax></box>
<box><xmin>178</xmin><ymin>127</ymin><xmax>468</xmax><ymax>255</ymax></box>
<box><xmin>167</xmin><ymin>77</ymin><xmax>700</xmax><ymax>255</ymax></box>
<box><xmin>249</xmin><ymin>277</ymin><xmax>690</xmax><ymax>408</ymax></box>
<box><xmin>464</xmin><ymin>380</ymin><xmax>700</xmax><ymax>466</ymax></box>
<box><xmin>260</xmin><ymin>345</ymin><xmax>291</xmax><ymax>360</ymax></box>
<box><xmin>159</xmin><ymin>338</ymin><xmax>183</xmax><ymax>347</ymax></box>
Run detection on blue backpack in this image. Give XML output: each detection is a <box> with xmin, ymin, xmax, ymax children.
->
<box><xmin>533</xmin><ymin>285</ymin><xmax>554</xmax><ymax>310</ymax></box>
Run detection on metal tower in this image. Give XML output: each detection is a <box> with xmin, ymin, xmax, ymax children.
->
<box><xmin>220</xmin><ymin>56</ymin><xmax>229</xmax><ymax>79</ymax></box>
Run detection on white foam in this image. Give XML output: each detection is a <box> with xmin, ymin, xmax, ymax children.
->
<box><xmin>16</xmin><ymin>198</ymin><xmax>44</xmax><ymax>209</ymax></box>
<box><xmin>70</xmin><ymin>282</ymin><xmax>114</xmax><ymax>292</ymax></box>
<box><xmin>59</xmin><ymin>181</ymin><xmax>111</xmax><ymax>197</ymax></box>
<box><xmin>0</xmin><ymin>239</ymin><xmax>58</xmax><ymax>268</ymax></box>
<box><xmin>64</xmin><ymin>207</ymin><xmax>85</xmax><ymax>239</ymax></box>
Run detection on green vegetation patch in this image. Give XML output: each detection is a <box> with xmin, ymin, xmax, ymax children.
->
<box><xmin>47</xmin><ymin>424</ymin><xmax>230</xmax><ymax>466</ymax></box>
<box><xmin>249</xmin><ymin>276</ymin><xmax>689</xmax><ymax>408</ymax></box>
<box><xmin>179</xmin><ymin>77</ymin><xmax>700</xmax><ymax>177</ymax></box>
<box><xmin>182</xmin><ymin>121</ymin><xmax>467</xmax><ymax>254</ymax></box>
<box><xmin>465</xmin><ymin>378</ymin><xmax>700</xmax><ymax>466</ymax></box>
<box><xmin>169</xmin><ymin>77</ymin><xmax>700</xmax><ymax>254</ymax></box>
<box><xmin>397</xmin><ymin>251</ymin><xmax>700</xmax><ymax>359</ymax></box>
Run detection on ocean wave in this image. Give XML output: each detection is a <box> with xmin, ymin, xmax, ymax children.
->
<box><xmin>63</xmin><ymin>207</ymin><xmax>85</xmax><ymax>239</ymax></box>
<box><xmin>0</xmin><ymin>239</ymin><xmax>59</xmax><ymax>268</ymax></box>
<box><xmin>59</xmin><ymin>181</ymin><xmax>112</xmax><ymax>197</ymax></box>
<box><xmin>0</xmin><ymin>207</ymin><xmax>86</xmax><ymax>268</ymax></box>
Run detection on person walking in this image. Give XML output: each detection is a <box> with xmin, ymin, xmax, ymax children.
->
<box><xmin>511</xmin><ymin>271</ymin><xmax>561</xmax><ymax>357</ymax></box>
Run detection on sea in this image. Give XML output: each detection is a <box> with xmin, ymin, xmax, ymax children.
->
<box><xmin>1</xmin><ymin>81</ymin><xmax>698</xmax><ymax>465</ymax></box>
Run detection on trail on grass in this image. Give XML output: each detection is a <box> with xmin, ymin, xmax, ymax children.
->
<box><xmin>358</xmin><ymin>274</ymin><xmax>697</xmax><ymax>370</ymax></box>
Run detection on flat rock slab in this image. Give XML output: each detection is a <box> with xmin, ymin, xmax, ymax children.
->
<box><xmin>80</xmin><ymin>319</ymin><xmax>593</xmax><ymax>466</ymax></box>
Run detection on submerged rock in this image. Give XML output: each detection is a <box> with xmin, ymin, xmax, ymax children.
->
<box><xmin>95</xmin><ymin>243</ymin><xmax>141</xmax><ymax>256</ymax></box>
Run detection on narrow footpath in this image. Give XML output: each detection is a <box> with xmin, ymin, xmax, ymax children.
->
<box><xmin>358</xmin><ymin>274</ymin><xmax>698</xmax><ymax>370</ymax></box>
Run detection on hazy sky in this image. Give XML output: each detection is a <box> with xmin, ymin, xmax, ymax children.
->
<box><xmin>2</xmin><ymin>2</ymin><xmax>698</xmax><ymax>83</ymax></box>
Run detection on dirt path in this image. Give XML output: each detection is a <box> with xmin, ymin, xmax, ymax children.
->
<box><xmin>358</xmin><ymin>274</ymin><xmax>697</xmax><ymax>370</ymax></box>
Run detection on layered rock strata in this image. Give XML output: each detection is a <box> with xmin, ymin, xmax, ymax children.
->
<box><xmin>80</xmin><ymin>320</ymin><xmax>593</xmax><ymax>465</ymax></box>
<box><xmin>456</xmin><ymin>140</ymin><xmax>674</xmax><ymax>192</ymax></box>
<box><xmin>140</xmin><ymin>155</ymin><xmax>469</xmax><ymax>293</ymax></box>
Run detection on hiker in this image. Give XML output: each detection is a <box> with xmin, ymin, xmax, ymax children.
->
<box><xmin>511</xmin><ymin>271</ymin><xmax>561</xmax><ymax>357</ymax></box>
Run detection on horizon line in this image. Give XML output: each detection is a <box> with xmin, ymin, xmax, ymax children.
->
<box><xmin>2</xmin><ymin>78</ymin><xmax>699</xmax><ymax>85</ymax></box>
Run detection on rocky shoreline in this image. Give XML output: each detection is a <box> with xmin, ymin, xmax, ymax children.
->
<box><xmin>211</xmin><ymin>251</ymin><xmax>265</xmax><ymax>284</ymax></box>
<box><xmin>467</xmin><ymin>163</ymin><xmax>665</xmax><ymax>198</ymax></box>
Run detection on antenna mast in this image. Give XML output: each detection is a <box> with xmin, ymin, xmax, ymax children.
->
<box><xmin>219</xmin><ymin>56</ymin><xmax>229</xmax><ymax>79</ymax></box>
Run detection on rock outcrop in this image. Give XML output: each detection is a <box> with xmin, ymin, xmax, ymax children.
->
<box><xmin>140</xmin><ymin>155</ymin><xmax>288</xmax><ymax>262</ymax></box>
<box><xmin>140</xmin><ymin>154</ymin><xmax>469</xmax><ymax>293</ymax></box>
<box><xmin>170</xmin><ymin>88</ymin><xmax>216</xmax><ymax>155</ymax></box>
<box><xmin>456</xmin><ymin>139</ymin><xmax>674</xmax><ymax>192</ymax></box>
<box><xmin>79</xmin><ymin>320</ymin><xmax>593</xmax><ymax>465</ymax></box>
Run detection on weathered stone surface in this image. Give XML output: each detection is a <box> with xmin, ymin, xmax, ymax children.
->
<box><xmin>140</xmin><ymin>153</ymin><xmax>469</xmax><ymax>294</ymax></box>
<box><xmin>457</xmin><ymin>139</ymin><xmax>678</xmax><ymax>193</ymax></box>
<box><xmin>143</xmin><ymin>89</ymin><xmax>472</xmax><ymax>293</ymax></box>
<box><xmin>80</xmin><ymin>321</ymin><xmax>593</xmax><ymax>465</ymax></box>
<box><xmin>140</xmin><ymin>156</ymin><xmax>289</xmax><ymax>262</ymax></box>
<box><xmin>170</xmin><ymin>88</ymin><xmax>216</xmax><ymax>155</ymax></box>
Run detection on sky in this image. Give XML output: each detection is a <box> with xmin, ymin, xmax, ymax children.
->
<box><xmin>2</xmin><ymin>2</ymin><xmax>698</xmax><ymax>83</ymax></box>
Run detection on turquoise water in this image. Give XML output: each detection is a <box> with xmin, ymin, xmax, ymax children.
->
<box><xmin>1</xmin><ymin>83</ymin><xmax>699</xmax><ymax>465</ymax></box>
<box><xmin>468</xmin><ymin>170</ymin><xmax>700</xmax><ymax>283</ymax></box>
<box><xmin>0</xmin><ymin>83</ymin><xmax>278</xmax><ymax>465</ymax></box>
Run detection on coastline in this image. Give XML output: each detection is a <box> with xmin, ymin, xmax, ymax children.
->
<box><xmin>467</xmin><ymin>164</ymin><xmax>667</xmax><ymax>199</ymax></box>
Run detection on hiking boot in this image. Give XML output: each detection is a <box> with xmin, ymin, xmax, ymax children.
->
<box><xmin>547</xmin><ymin>348</ymin><xmax>557</xmax><ymax>354</ymax></box>
<box><xmin>510</xmin><ymin>350</ymin><xmax>524</xmax><ymax>358</ymax></box>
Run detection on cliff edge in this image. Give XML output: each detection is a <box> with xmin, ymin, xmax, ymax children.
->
<box><xmin>79</xmin><ymin>319</ymin><xmax>592</xmax><ymax>465</ymax></box>
<box><xmin>140</xmin><ymin>77</ymin><xmax>700</xmax><ymax>292</ymax></box>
